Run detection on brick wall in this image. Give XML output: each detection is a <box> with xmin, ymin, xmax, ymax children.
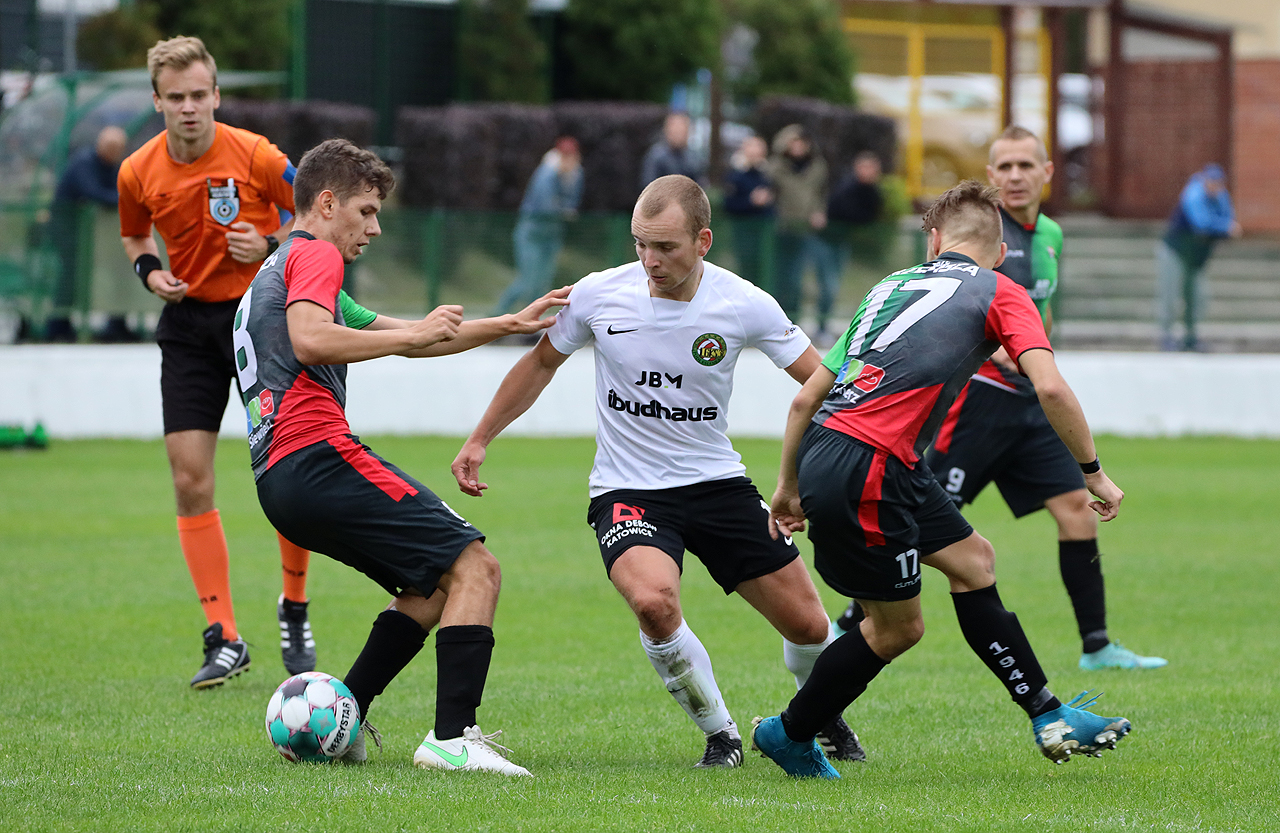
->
<box><xmin>1108</xmin><ymin>60</ymin><xmax>1227</xmax><ymax>219</ymax></box>
<box><xmin>1234</xmin><ymin>59</ymin><xmax>1280</xmax><ymax>234</ymax></box>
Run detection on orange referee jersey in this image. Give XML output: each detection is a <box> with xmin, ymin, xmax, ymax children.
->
<box><xmin>118</xmin><ymin>122</ymin><xmax>296</xmax><ymax>303</ymax></box>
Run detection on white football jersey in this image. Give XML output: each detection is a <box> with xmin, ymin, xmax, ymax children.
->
<box><xmin>548</xmin><ymin>260</ymin><xmax>810</xmax><ymax>496</ymax></box>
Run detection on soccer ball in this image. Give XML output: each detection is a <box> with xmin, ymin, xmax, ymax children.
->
<box><xmin>265</xmin><ymin>672</ymin><xmax>361</xmax><ymax>762</ymax></box>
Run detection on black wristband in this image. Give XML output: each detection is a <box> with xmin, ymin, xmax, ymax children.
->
<box><xmin>133</xmin><ymin>253</ymin><xmax>163</xmax><ymax>291</ymax></box>
<box><xmin>264</xmin><ymin>234</ymin><xmax>280</xmax><ymax>257</ymax></box>
<box><xmin>1079</xmin><ymin>457</ymin><xmax>1101</xmax><ymax>474</ymax></box>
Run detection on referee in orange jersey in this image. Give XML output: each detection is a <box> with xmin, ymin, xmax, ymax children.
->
<box><xmin>119</xmin><ymin>36</ymin><xmax>314</xmax><ymax>689</ymax></box>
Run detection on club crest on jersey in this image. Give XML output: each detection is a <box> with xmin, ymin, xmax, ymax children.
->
<box><xmin>691</xmin><ymin>333</ymin><xmax>727</xmax><ymax>366</ymax></box>
<box><xmin>208</xmin><ymin>177</ymin><xmax>240</xmax><ymax>226</ymax></box>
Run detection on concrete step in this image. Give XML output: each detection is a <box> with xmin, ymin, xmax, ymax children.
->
<box><xmin>1060</xmin><ymin>298</ymin><xmax>1280</xmax><ymax>321</ymax></box>
<box><xmin>1054</xmin><ymin>318</ymin><xmax>1280</xmax><ymax>353</ymax></box>
<box><xmin>1060</xmin><ymin>277</ymin><xmax>1280</xmax><ymax>301</ymax></box>
<box><xmin>1064</xmin><ymin>258</ymin><xmax>1280</xmax><ymax>282</ymax></box>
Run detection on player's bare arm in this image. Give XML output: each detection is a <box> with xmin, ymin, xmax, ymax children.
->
<box><xmin>122</xmin><ymin>234</ymin><xmax>187</xmax><ymax>302</ymax></box>
<box><xmin>400</xmin><ymin>287</ymin><xmax>570</xmax><ymax>357</ymax></box>
<box><xmin>452</xmin><ymin>336</ymin><xmax>571</xmax><ymax>497</ymax></box>
<box><xmin>783</xmin><ymin>345</ymin><xmax>824</xmax><ymax>385</ymax></box>
<box><xmin>769</xmin><ymin>365</ymin><xmax>838</xmax><ymax>539</ymax></box>
<box><xmin>1018</xmin><ymin>347</ymin><xmax>1123</xmax><ymax>520</ymax></box>
<box><xmin>226</xmin><ymin>217</ymin><xmax>297</xmax><ymax>264</ymax></box>
<box><xmin>287</xmin><ymin>300</ymin><xmax>461</xmax><ymax>366</ymax></box>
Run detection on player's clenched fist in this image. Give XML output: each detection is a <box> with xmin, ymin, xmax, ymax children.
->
<box><xmin>406</xmin><ymin>304</ymin><xmax>463</xmax><ymax>349</ymax></box>
<box><xmin>768</xmin><ymin>486</ymin><xmax>807</xmax><ymax>540</ymax></box>
<box><xmin>1084</xmin><ymin>470</ymin><xmax>1123</xmax><ymax>522</ymax></box>
<box><xmin>146</xmin><ymin>268</ymin><xmax>188</xmax><ymax>303</ymax></box>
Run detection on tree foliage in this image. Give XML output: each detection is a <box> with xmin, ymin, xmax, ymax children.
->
<box><xmin>726</xmin><ymin>0</ymin><xmax>855</xmax><ymax>105</ymax></box>
<box><xmin>457</xmin><ymin>0</ymin><xmax>549</xmax><ymax>103</ymax></box>
<box><xmin>79</xmin><ymin>0</ymin><xmax>290</xmax><ymax>72</ymax></box>
<box><xmin>77</xmin><ymin>7</ymin><xmax>163</xmax><ymax>71</ymax></box>
<box><xmin>561</xmin><ymin>0</ymin><xmax>722</xmax><ymax>102</ymax></box>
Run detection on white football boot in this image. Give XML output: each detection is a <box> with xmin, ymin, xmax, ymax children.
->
<box><xmin>413</xmin><ymin>725</ymin><xmax>531</xmax><ymax>776</ymax></box>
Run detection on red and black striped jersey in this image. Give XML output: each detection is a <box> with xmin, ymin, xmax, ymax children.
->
<box><xmin>812</xmin><ymin>252</ymin><xmax>1051</xmax><ymax>466</ymax></box>
<box><xmin>233</xmin><ymin>231</ymin><xmax>352</xmax><ymax>480</ymax></box>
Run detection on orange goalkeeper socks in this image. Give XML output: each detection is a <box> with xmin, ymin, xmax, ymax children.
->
<box><xmin>278</xmin><ymin>532</ymin><xmax>310</xmax><ymax>604</ymax></box>
<box><xmin>177</xmin><ymin>509</ymin><xmax>238</xmax><ymax>641</ymax></box>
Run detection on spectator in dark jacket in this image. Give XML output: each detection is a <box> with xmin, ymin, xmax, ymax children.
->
<box><xmin>813</xmin><ymin>151</ymin><xmax>886</xmax><ymax>301</ymax></box>
<box><xmin>827</xmin><ymin>152</ymin><xmax>884</xmax><ymax>229</ymax></box>
<box><xmin>1156</xmin><ymin>163</ymin><xmax>1240</xmax><ymax>351</ymax></box>
<box><xmin>640</xmin><ymin>112</ymin><xmax>705</xmax><ymax>190</ymax></box>
<box><xmin>723</xmin><ymin>135</ymin><xmax>774</xmax><ymax>287</ymax></box>
<box><xmin>45</xmin><ymin>125</ymin><xmax>127</xmax><ymax>341</ymax></box>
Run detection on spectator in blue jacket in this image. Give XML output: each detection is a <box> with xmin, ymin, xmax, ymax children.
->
<box><xmin>493</xmin><ymin>136</ymin><xmax>583</xmax><ymax>317</ymax></box>
<box><xmin>1156</xmin><ymin>163</ymin><xmax>1241</xmax><ymax>351</ymax></box>
<box><xmin>45</xmin><ymin>125</ymin><xmax>128</xmax><ymax>341</ymax></box>
<box><xmin>723</xmin><ymin>135</ymin><xmax>774</xmax><ymax>287</ymax></box>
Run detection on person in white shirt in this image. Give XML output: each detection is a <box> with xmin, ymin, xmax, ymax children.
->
<box><xmin>451</xmin><ymin>175</ymin><xmax>863</xmax><ymax>769</ymax></box>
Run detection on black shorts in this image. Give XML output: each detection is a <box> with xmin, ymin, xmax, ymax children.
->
<box><xmin>156</xmin><ymin>297</ymin><xmax>242</xmax><ymax>434</ymax></box>
<box><xmin>798</xmin><ymin>425</ymin><xmax>973</xmax><ymax>602</ymax></box>
<box><xmin>256</xmin><ymin>435</ymin><xmax>485</xmax><ymax>597</ymax></box>
<box><xmin>924</xmin><ymin>381</ymin><xmax>1085</xmax><ymax>518</ymax></box>
<box><xmin>586</xmin><ymin>476</ymin><xmax>800</xmax><ymax>595</ymax></box>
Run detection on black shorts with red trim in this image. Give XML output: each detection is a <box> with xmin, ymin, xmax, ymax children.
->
<box><xmin>586</xmin><ymin>476</ymin><xmax>800</xmax><ymax>595</ymax></box>
<box><xmin>798</xmin><ymin>424</ymin><xmax>973</xmax><ymax>602</ymax></box>
<box><xmin>256</xmin><ymin>435</ymin><xmax>485</xmax><ymax>596</ymax></box>
<box><xmin>924</xmin><ymin>380</ymin><xmax>1085</xmax><ymax>518</ymax></box>
<box><xmin>156</xmin><ymin>297</ymin><xmax>241</xmax><ymax>434</ymax></box>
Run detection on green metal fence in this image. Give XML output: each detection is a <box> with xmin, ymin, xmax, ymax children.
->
<box><xmin>0</xmin><ymin>204</ymin><xmax>919</xmax><ymax>341</ymax></box>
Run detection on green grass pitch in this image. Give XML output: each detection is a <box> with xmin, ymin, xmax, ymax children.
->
<box><xmin>1</xmin><ymin>435</ymin><xmax>1276</xmax><ymax>832</ymax></box>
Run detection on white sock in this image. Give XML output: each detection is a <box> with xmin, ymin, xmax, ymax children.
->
<box><xmin>640</xmin><ymin>620</ymin><xmax>736</xmax><ymax>738</ymax></box>
<box><xmin>783</xmin><ymin>620</ymin><xmax>837</xmax><ymax>689</ymax></box>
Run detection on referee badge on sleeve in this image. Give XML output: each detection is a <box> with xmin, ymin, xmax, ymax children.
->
<box><xmin>208</xmin><ymin>177</ymin><xmax>241</xmax><ymax>226</ymax></box>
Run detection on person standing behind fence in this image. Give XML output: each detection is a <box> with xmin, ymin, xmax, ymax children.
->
<box><xmin>45</xmin><ymin>125</ymin><xmax>128</xmax><ymax>342</ymax></box>
<box><xmin>493</xmin><ymin>137</ymin><xmax>582</xmax><ymax>317</ymax></box>
<box><xmin>722</xmin><ymin>135</ymin><xmax>774</xmax><ymax>288</ymax></box>
<box><xmin>640</xmin><ymin>111</ymin><xmax>705</xmax><ymax>189</ymax></box>
<box><xmin>824</xmin><ymin>152</ymin><xmax>884</xmax><ymax>259</ymax></box>
<box><xmin>767</xmin><ymin>124</ymin><xmax>838</xmax><ymax>344</ymax></box>
<box><xmin>1156</xmin><ymin>163</ymin><xmax>1241</xmax><ymax>352</ymax></box>
<box><xmin>117</xmin><ymin>36</ymin><xmax>317</xmax><ymax>690</ymax></box>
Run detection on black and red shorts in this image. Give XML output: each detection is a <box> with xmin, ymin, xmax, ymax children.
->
<box><xmin>256</xmin><ymin>435</ymin><xmax>485</xmax><ymax>597</ymax></box>
<box><xmin>925</xmin><ymin>381</ymin><xmax>1085</xmax><ymax>517</ymax></box>
<box><xmin>586</xmin><ymin>476</ymin><xmax>799</xmax><ymax>595</ymax></box>
<box><xmin>798</xmin><ymin>424</ymin><xmax>973</xmax><ymax>602</ymax></box>
<box><xmin>155</xmin><ymin>297</ymin><xmax>241</xmax><ymax>434</ymax></box>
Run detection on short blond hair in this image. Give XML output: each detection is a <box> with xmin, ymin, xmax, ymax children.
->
<box><xmin>636</xmin><ymin>175</ymin><xmax>710</xmax><ymax>240</ymax></box>
<box><xmin>147</xmin><ymin>36</ymin><xmax>217</xmax><ymax>93</ymax></box>
<box><xmin>989</xmin><ymin>125</ymin><xmax>1047</xmax><ymax>164</ymax></box>
<box><xmin>921</xmin><ymin>180</ymin><xmax>1003</xmax><ymax>248</ymax></box>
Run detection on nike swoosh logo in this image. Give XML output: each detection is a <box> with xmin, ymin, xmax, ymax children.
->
<box><xmin>421</xmin><ymin>740</ymin><xmax>468</xmax><ymax>768</ymax></box>
<box><xmin>607</xmin><ymin>325</ymin><xmax>638</xmax><ymax>335</ymax></box>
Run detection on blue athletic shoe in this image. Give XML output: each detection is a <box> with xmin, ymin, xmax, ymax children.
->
<box><xmin>1032</xmin><ymin>691</ymin><xmax>1132</xmax><ymax>764</ymax></box>
<box><xmin>750</xmin><ymin>716</ymin><xmax>840</xmax><ymax>779</ymax></box>
<box><xmin>1079</xmin><ymin>642</ymin><xmax>1168</xmax><ymax>670</ymax></box>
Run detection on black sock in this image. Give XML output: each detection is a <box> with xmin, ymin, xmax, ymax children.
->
<box><xmin>435</xmin><ymin>624</ymin><xmax>495</xmax><ymax>740</ymax></box>
<box><xmin>951</xmin><ymin>584</ymin><xmax>1055</xmax><ymax>715</ymax></box>
<box><xmin>835</xmin><ymin>599</ymin><xmax>866</xmax><ymax>633</ymax></box>
<box><xmin>781</xmin><ymin>626</ymin><xmax>887</xmax><ymax>742</ymax></box>
<box><xmin>1059</xmin><ymin>539</ymin><xmax>1109</xmax><ymax>653</ymax></box>
<box><xmin>343</xmin><ymin>609</ymin><xmax>429</xmax><ymax>720</ymax></box>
